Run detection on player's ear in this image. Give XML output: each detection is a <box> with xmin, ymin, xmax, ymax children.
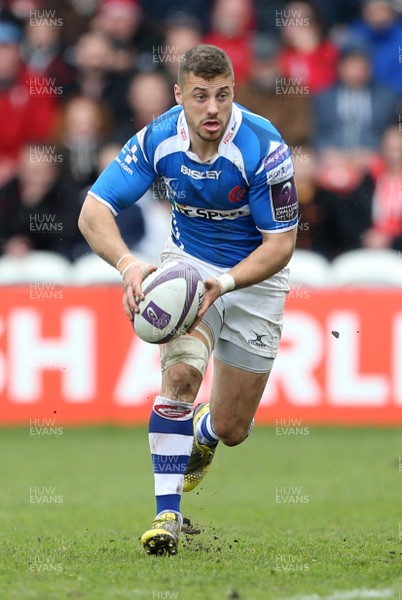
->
<box><xmin>174</xmin><ymin>84</ymin><xmax>182</xmax><ymax>105</ymax></box>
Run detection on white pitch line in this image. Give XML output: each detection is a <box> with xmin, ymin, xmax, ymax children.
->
<box><xmin>289</xmin><ymin>589</ymin><xmax>394</xmax><ymax>600</ymax></box>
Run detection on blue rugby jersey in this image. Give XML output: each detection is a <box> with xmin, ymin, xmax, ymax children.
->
<box><xmin>89</xmin><ymin>103</ymin><xmax>298</xmax><ymax>268</ymax></box>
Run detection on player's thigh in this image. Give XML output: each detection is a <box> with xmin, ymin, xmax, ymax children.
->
<box><xmin>209</xmin><ymin>355</ymin><xmax>271</xmax><ymax>445</ymax></box>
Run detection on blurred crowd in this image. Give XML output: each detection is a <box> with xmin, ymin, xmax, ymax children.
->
<box><xmin>0</xmin><ymin>0</ymin><xmax>401</xmax><ymax>264</ymax></box>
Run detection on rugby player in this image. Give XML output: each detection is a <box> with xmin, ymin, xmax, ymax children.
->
<box><xmin>78</xmin><ymin>45</ymin><xmax>299</xmax><ymax>556</ymax></box>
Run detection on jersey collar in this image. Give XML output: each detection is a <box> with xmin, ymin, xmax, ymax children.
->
<box><xmin>177</xmin><ymin>103</ymin><xmax>243</xmax><ymax>164</ymax></box>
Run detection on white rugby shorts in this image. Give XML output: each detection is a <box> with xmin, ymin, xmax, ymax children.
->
<box><xmin>160</xmin><ymin>237</ymin><xmax>290</xmax><ymax>373</ymax></box>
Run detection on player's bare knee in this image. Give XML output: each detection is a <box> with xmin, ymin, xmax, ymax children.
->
<box><xmin>162</xmin><ymin>363</ymin><xmax>201</xmax><ymax>401</ymax></box>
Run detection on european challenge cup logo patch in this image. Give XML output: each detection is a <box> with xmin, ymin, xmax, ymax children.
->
<box><xmin>142</xmin><ymin>301</ymin><xmax>171</xmax><ymax>330</ymax></box>
<box><xmin>271</xmin><ymin>178</ymin><xmax>298</xmax><ymax>222</ymax></box>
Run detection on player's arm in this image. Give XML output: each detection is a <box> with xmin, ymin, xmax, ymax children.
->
<box><xmin>227</xmin><ymin>227</ymin><xmax>297</xmax><ymax>288</ymax></box>
<box><xmin>194</xmin><ymin>143</ymin><xmax>299</xmax><ymax>324</ymax></box>
<box><xmin>191</xmin><ymin>226</ymin><xmax>296</xmax><ymax>327</ymax></box>
<box><xmin>228</xmin><ymin>144</ymin><xmax>299</xmax><ymax>289</ymax></box>
<box><xmin>79</xmin><ymin>195</ymin><xmax>133</xmax><ymax>268</ymax></box>
<box><xmin>78</xmin><ymin>195</ymin><xmax>157</xmax><ymax>319</ymax></box>
<box><xmin>192</xmin><ymin>227</ymin><xmax>296</xmax><ymax>327</ymax></box>
<box><xmin>78</xmin><ymin>132</ymin><xmax>158</xmax><ymax>319</ymax></box>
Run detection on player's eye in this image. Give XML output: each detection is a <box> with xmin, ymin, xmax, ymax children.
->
<box><xmin>195</xmin><ymin>94</ymin><xmax>206</xmax><ymax>101</ymax></box>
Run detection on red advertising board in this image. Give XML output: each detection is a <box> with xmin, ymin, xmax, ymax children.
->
<box><xmin>0</xmin><ymin>286</ymin><xmax>401</xmax><ymax>425</ymax></box>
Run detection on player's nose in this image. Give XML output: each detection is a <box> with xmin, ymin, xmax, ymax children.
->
<box><xmin>206</xmin><ymin>98</ymin><xmax>219</xmax><ymax>116</ymax></box>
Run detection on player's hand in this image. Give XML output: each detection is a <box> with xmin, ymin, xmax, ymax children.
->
<box><xmin>122</xmin><ymin>263</ymin><xmax>157</xmax><ymax>320</ymax></box>
<box><xmin>187</xmin><ymin>277</ymin><xmax>222</xmax><ymax>332</ymax></box>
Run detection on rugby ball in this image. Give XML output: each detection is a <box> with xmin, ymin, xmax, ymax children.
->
<box><xmin>133</xmin><ymin>261</ymin><xmax>205</xmax><ymax>344</ymax></box>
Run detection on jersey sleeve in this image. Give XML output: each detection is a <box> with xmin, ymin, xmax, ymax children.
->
<box><xmin>248</xmin><ymin>141</ymin><xmax>299</xmax><ymax>233</ymax></box>
<box><xmin>88</xmin><ymin>127</ymin><xmax>157</xmax><ymax>215</ymax></box>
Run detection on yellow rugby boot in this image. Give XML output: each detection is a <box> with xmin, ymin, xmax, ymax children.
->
<box><xmin>141</xmin><ymin>511</ymin><xmax>181</xmax><ymax>556</ymax></box>
<box><xmin>183</xmin><ymin>402</ymin><xmax>218</xmax><ymax>492</ymax></box>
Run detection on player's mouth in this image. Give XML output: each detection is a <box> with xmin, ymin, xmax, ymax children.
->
<box><xmin>202</xmin><ymin>120</ymin><xmax>222</xmax><ymax>133</ymax></box>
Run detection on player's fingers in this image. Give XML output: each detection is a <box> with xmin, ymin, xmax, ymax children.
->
<box><xmin>121</xmin><ymin>261</ymin><xmax>157</xmax><ymax>321</ymax></box>
<box><xmin>197</xmin><ymin>295</ymin><xmax>211</xmax><ymax>319</ymax></box>
<box><xmin>190</xmin><ymin>291</ymin><xmax>215</xmax><ymax>329</ymax></box>
<box><xmin>122</xmin><ymin>293</ymin><xmax>134</xmax><ymax>321</ymax></box>
<box><xmin>188</xmin><ymin>280</ymin><xmax>215</xmax><ymax>332</ymax></box>
<box><xmin>147</xmin><ymin>264</ymin><xmax>158</xmax><ymax>274</ymax></box>
<box><xmin>123</xmin><ymin>278</ymin><xmax>144</xmax><ymax>317</ymax></box>
<box><xmin>192</xmin><ymin>277</ymin><xmax>223</xmax><ymax>327</ymax></box>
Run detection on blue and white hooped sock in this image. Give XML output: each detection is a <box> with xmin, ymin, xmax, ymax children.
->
<box><xmin>149</xmin><ymin>396</ymin><xmax>194</xmax><ymax>519</ymax></box>
<box><xmin>196</xmin><ymin>409</ymin><xmax>219</xmax><ymax>447</ymax></box>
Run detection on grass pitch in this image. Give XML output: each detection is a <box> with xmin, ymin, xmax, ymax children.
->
<box><xmin>0</xmin><ymin>425</ymin><xmax>401</xmax><ymax>600</ymax></box>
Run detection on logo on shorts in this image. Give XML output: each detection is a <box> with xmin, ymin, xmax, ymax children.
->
<box><xmin>248</xmin><ymin>331</ymin><xmax>270</xmax><ymax>348</ymax></box>
<box><xmin>154</xmin><ymin>404</ymin><xmax>193</xmax><ymax>420</ymax></box>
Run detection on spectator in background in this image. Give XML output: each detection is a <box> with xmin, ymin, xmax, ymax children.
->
<box><xmin>312</xmin><ymin>43</ymin><xmax>399</xmax><ymax>165</ymax></box>
<box><xmin>91</xmin><ymin>0</ymin><xmax>164</xmax><ymax>69</ymax></box>
<box><xmin>64</xmin><ymin>30</ymin><xmax>129</xmax><ymax>124</ymax></box>
<box><xmin>278</xmin><ymin>1</ymin><xmax>339</xmax><ymax>94</ymax></box>
<box><xmin>204</xmin><ymin>0</ymin><xmax>255</xmax><ymax>85</ymax></box>
<box><xmin>315</xmin><ymin>0</ymin><xmax>364</xmax><ymax>28</ymax></box>
<box><xmin>139</xmin><ymin>0</ymin><xmax>214</xmax><ymax>35</ymax></box>
<box><xmin>113</xmin><ymin>70</ymin><xmax>172</xmax><ymax>144</ymax></box>
<box><xmin>0</xmin><ymin>144</ymin><xmax>80</xmax><ymax>259</ymax></box>
<box><xmin>20</xmin><ymin>16</ymin><xmax>75</xmax><ymax>91</ymax></box>
<box><xmin>0</xmin><ymin>18</ymin><xmax>58</xmax><ymax>187</ymax></box>
<box><xmin>278</xmin><ymin>143</ymin><xmax>376</xmax><ymax>257</ymax></box>
<box><xmin>292</xmin><ymin>146</ymin><xmax>320</xmax><ymax>250</ymax></box>
<box><xmin>91</xmin><ymin>0</ymin><xmax>142</xmax><ymax>73</ymax></box>
<box><xmin>253</xmin><ymin>0</ymin><xmax>288</xmax><ymax>33</ymax></box>
<box><xmin>55</xmin><ymin>95</ymin><xmax>111</xmax><ymax>188</ymax></box>
<box><xmin>160</xmin><ymin>11</ymin><xmax>202</xmax><ymax>84</ymax></box>
<box><xmin>6</xmin><ymin>0</ymin><xmax>97</xmax><ymax>47</ymax></box>
<box><xmin>362</xmin><ymin>125</ymin><xmax>402</xmax><ymax>251</ymax></box>
<box><xmin>347</xmin><ymin>0</ymin><xmax>402</xmax><ymax>95</ymax></box>
<box><xmin>235</xmin><ymin>33</ymin><xmax>311</xmax><ymax>147</ymax></box>
<box><xmin>310</xmin><ymin>149</ymin><xmax>375</xmax><ymax>258</ymax></box>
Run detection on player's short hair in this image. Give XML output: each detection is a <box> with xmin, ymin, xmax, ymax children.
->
<box><xmin>178</xmin><ymin>44</ymin><xmax>234</xmax><ymax>85</ymax></box>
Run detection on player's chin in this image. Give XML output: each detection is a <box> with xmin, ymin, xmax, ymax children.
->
<box><xmin>198</xmin><ymin>129</ymin><xmax>223</xmax><ymax>142</ymax></box>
